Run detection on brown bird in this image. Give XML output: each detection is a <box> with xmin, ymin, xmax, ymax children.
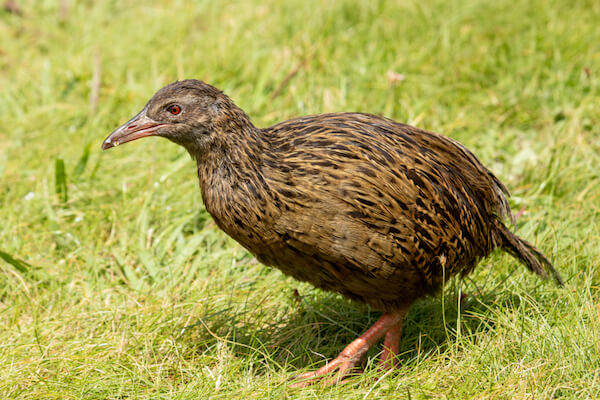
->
<box><xmin>102</xmin><ymin>80</ymin><xmax>562</xmax><ymax>386</ymax></box>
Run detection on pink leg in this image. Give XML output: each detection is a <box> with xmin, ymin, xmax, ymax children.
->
<box><xmin>378</xmin><ymin>320</ymin><xmax>402</xmax><ymax>370</ymax></box>
<box><xmin>291</xmin><ymin>308</ymin><xmax>409</xmax><ymax>388</ymax></box>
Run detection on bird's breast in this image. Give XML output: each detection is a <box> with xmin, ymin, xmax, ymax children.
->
<box><xmin>198</xmin><ymin>163</ymin><xmax>284</xmax><ymax>261</ymax></box>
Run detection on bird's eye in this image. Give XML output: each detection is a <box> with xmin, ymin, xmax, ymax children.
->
<box><xmin>167</xmin><ymin>105</ymin><xmax>181</xmax><ymax>115</ymax></box>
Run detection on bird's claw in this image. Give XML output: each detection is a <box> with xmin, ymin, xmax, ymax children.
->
<box><xmin>290</xmin><ymin>356</ymin><xmax>363</xmax><ymax>388</ymax></box>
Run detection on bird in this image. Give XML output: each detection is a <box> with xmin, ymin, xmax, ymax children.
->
<box><xmin>102</xmin><ymin>79</ymin><xmax>562</xmax><ymax>387</ymax></box>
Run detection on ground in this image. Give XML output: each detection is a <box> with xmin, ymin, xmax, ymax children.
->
<box><xmin>0</xmin><ymin>0</ymin><xmax>599</xmax><ymax>398</ymax></box>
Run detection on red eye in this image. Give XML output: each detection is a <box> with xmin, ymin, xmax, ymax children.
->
<box><xmin>168</xmin><ymin>105</ymin><xmax>181</xmax><ymax>115</ymax></box>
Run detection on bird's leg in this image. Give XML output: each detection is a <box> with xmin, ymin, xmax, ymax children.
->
<box><xmin>378</xmin><ymin>320</ymin><xmax>403</xmax><ymax>371</ymax></box>
<box><xmin>290</xmin><ymin>308</ymin><xmax>409</xmax><ymax>387</ymax></box>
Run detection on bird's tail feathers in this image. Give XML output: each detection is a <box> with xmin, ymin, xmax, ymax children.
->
<box><xmin>494</xmin><ymin>220</ymin><xmax>563</xmax><ymax>286</ymax></box>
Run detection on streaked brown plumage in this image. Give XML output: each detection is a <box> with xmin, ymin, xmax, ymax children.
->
<box><xmin>103</xmin><ymin>80</ymin><xmax>562</xmax><ymax>386</ymax></box>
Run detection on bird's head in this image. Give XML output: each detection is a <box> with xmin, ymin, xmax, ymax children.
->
<box><xmin>102</xmin><ymin>80</ymin><xmax>249</xmax><ymax>158</ymax></box>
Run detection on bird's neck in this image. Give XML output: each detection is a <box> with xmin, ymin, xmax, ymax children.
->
<box><xmin>196</xmin><ymin>106</ymin><xmax>264</xmax><ymax>180</ymax></box>
<box><xmin>196</xmin><ymin>125</ymin><xmax>264</xmax><ymax>194</ymax></box>
<box><xmin>194</xmin><ymin>109</ymin><xmax>271</xmax><ymax>236</ymax></box>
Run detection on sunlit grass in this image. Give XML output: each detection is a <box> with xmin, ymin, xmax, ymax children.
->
<box><xmin>0</xmin><ymin>0</ymin><xmax>599</xmax><ymax>398</ymax></box>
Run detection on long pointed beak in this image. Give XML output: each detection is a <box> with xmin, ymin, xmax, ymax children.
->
<box><xmin>102</xmin><ymin>108</ymin><xmax>166</xmax><ymax>150</ymax></box>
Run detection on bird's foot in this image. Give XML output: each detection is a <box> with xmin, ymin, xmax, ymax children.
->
<box><xmin>290</xmin><ymin>342</ymin><xmax>367</xmax><ymax>387</ymax></box>
<box><xmin>290</xmin><ymin>310</ymin><xmax>408</xmax><ymax>388</ymax></box>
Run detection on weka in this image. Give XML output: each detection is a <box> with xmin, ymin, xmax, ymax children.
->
<box><xmin>102</xmin><ymin>80</ymin><xmax>562</xmax><ymax>386</ymax></box>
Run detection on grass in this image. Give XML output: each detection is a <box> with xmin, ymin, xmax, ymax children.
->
<box><xmin>0</xmin><ymin>0</ymin><xmax>599</xmax><ymax>398</ymax></box>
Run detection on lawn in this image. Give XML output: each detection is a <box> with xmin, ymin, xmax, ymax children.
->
<box><xmin>0</xmin><ymin>0</ymin><xmax>599</xmax><ymax>398</ymax></box>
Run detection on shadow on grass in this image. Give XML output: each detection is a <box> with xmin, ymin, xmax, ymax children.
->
<box><xmin>176</xmin><ymin>285</ymin><xmax>520</xmax><ymax>375</ymax></box>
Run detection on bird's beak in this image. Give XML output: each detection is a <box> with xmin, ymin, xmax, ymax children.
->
<box><xmin>102</xmin><ymin>108</ymin><xmax>166</xmax><ymax>150</ymax></box>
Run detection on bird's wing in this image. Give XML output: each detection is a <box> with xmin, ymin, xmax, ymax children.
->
<box><xmin>262</xmin><ymin>113</ymin><xmax>508</xmax><ymax>283</ymax></box>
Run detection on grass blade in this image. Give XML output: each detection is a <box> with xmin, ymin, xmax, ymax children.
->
<box><xmin>55</xmin><ymin>158</ymin><xmax>68</xmax><ymax>203</ymax></box>
<box><xmin>0</xmin><ymin>249</ymin><xmax>32</xmax><ymax>273</ymax></box>
<box><xmin>72</xmin><ymin>143</ymin><xmax>91</xmax><ymax>178</ymax></box>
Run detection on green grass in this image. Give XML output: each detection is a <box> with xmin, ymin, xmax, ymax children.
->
<box><xmin>1</xmin><ymin>0</ymin><xmax>599</xmax><ymax>398</ymax></box>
